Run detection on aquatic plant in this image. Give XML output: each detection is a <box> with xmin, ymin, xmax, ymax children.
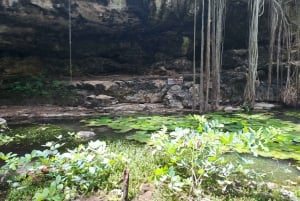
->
<box><xmin>1</xmin><ymin>115</ymin><xmax>299</xmax><ymax>200</ymax></box>
<box><xmin>149</xmin><ymin>117</ymin><xmax>297</xmax><ymax>200</ymax></box>
<box><xmin>82</xmin><ymin>112</ymin><xmax>300</xmax><ymax>163</ymax></box>
<box><xmin>2</xmin><ymin>125</ymin><xmax>75</xmax><ymax>152</ymax></box>
<box><xmin>81</xmin><ymin>115</ymin><xmax>199</xmax><ymax>142</ymax></box>
<box><xmin>207</xmin><ymin>112</ymin><xmax>300</xmax><ymax>162</ymax></box>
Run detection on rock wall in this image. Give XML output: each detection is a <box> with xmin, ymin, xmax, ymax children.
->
<box><xmin>74</xmin><ymin>74</ymin><xmax>279</xmax><ymax>110</ymax></box>
<box><xmin>0</xmin><ymin>0</ymin><xmax>298</xmax><ymax>106</ymax></box>
<box><xmin>0</xmin><ymin>0</ymin><xmax>250</xmax><ymax>76</ymax></box>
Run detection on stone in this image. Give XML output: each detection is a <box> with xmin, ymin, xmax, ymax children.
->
<box><xmin>223</xmin><ymin>106</ymin><xmax>242</xmax><ymax>112</ymax></box>
<box><xmin>222</xmin><ymin>70</ymin><xmax>247</xmax><ymax>83</ymax></box>
<box><xmin>265</xmin><ymin>182</ymin><xmax>279</xmax><ymax>190</ymax></box>
<box><xmin>254</xmin><ymin>102</ymin><xmax>280</xmax><ymax>110</ymax></box>
<box><xmin>76</xmin><ymin>131</ymin><xmax>96</xmax><ymax>140</ymax></box>
<box><xmin>85</xmin><ymin>94</ymin><xmax>118</xmax><ymax>108</ymax></box>
<box><xmin>167</xmin><ymin>77</ymin><xmax>183</xmax><ymax>85</ymax></box>
<box><xmin>124</xmin><ymin>91</ymin><xmax>162</xmax><ymax>103</ymax></box>
<box><xmin>132</xmin><ymin>183</ymin><xmax>155</xmax><ymax>201</ymax></box>
<box><xmin>280</xmin><ymin>189</ymin><xmax>298</xmax><ymax>201</ymax></box>
<box><xmin>0</xmin><ymin>0</ymin><xmax>298</xmax><ymax>79</ymax></box>
<box><xmin>0</xmin><ymin>117</ymin><xmax>7</xmax><ymax>130</ymax></box>
<box><xmin>163</xmin><ymin>82</ymin><xmax>200</xmax><ymax>108</ymax></box>
<box><xmin>255</xmin><ymin>83</ymin><xmax>278</xmax><ymax>102</ymax></box>
<box><xmin>78</xmin><ymin>81</ymin><xmax>117</xmax><ymax>91</ymax></box>
<box><xmin>0</xmin><ymin>0</ymin><xmax>202</xmax><ymax>75</ymax></box>
<box><xmin>222</xmin><ymin>49</ymin><xmax>248</xmax><ymax>69</ymax></box>
<box><xmin>234</xmin><ymin>65</ymin><xmax>248</xmax><ymax>72</ymax></box>
<box><xmin>151</xmin><ymin>58</ymin><xmax>192</xmax><ymax>74</ymax></box>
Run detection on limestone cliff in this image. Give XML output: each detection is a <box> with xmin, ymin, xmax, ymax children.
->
<box><xmin>1</xmin><ymin>0</ymin><xmax>298</xmax><ymax>76</ymax></box>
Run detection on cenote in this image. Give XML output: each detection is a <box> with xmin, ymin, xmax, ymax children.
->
<box><xmin>1</xmin><ymin>0</ymin><xmax>300</xmax><ymax>200</ymax></box>
<box><xmin>1</xmin><ymin>110</ymin><xmax>299</xmax><ymax>193</ymax></box>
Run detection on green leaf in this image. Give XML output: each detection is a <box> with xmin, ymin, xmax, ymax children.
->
<box><xmin>33</xmin><ymin>188</ymin><xmax>50</xmax><ymax>201</ymax></box>
<box><xmin>154</xmin><ymin>167</ymin><xmax>168</xmax><ymax>177</ymax></box>
<box><xmin>89</xmin><ymin>166</ymin><xmax>96</xmax><ymax>174</ymax></box>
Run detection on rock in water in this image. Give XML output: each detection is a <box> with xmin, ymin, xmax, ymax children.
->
<box><xmin>76</xmin><ymin>131</ymin><xmax>96</xmax><ymax>140</ymax></box>
<box><xmin>0</xmin><ymin>118</ymin><xmax>7</xmax><ymax>131</ymax></box>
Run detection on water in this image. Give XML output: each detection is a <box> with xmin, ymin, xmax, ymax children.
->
<box><xmin>0</xmin><ymin>118</ymin><xmax>129</xmax><ymax>155</ymax></box>
<box><xmin>1</xmin><ymin>116</ymin><xmax>300</xmax><ymax>184</ymax></box>
<box><xmin>227</xmin><ymin>154</ymin><xmax>300</xmax><ymax>184</ymax></box>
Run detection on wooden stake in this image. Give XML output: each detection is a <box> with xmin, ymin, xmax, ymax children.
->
<box><xmin>121</xmin><ymin>168</ymin><xmax>130</xmax><ymax>201</ymax></box>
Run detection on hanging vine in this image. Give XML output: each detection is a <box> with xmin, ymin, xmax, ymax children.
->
<box><xmin>276</xmin><ymin>19</ymin><xmax>282</xmax><ymax>100</ymax></box>
<box><xmin>199</xmin><ymin>0</ymin><xmax>205</xmax><ymax>113</ymax></box>
<box><xmin>282</xmin><ymin>0</ymin><xmax>300</xmax><ymax>106</ymax></box>
<box><xmin>204</xmin><ymin>0</ymin><xmax>211</xmax><ymax>111</ymax></box>
<box><xmin>196</xmin><ymin>0</ymin><xmax>226</xmax><ymax>112</ymax></box>
<box><xmin>244</xmin><ymin>0</ymin><xmax>264</xmax><ymax>107</ymax></box>
<box><xmin>69</xmin><ymin>0</ymin><xmax>73</xmax><ymax>82</ymax></box>
<box><xmin>192</xmin><ymin>0</ymin><xmax>197</xmax><ymax>113</ymax></box>
<box><xmin>267</xmin><ymin>0</ymin><xmax>278</xmax><ymax>99</ymax></box>
<box><xmin>211</xmin><ymin>0</ymin><xmax>226</xmax><ymax>110</ymax></box>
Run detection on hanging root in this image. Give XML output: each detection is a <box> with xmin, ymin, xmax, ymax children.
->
<box><xmin>281</xmin><ymin>84</ymin><xmax>298</xmax><ymax>106</ymax></box>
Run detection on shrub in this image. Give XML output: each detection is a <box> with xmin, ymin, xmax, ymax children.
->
<box><xmin>0</xmin><ymin>140</ymin><xmax>127</xmax><ymax>200</ymax></box>
<box><xmin>149</xmin><ymin>116</ymin><xmax>278</xmax><ymax>200</ymax></box>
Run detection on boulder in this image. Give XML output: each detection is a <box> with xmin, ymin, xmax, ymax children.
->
<box><xmin>280</xmin><ymin>189</ymin><xmax>298</xmax><ymax>201</ymax></box>
<box><xmin>0</xmin><ymin>117</ymin><xmax>7</xmax><ymax>131</ymax></box>
<box><xmin>77</xmin><ymin>81</ymin><xmax>117</xmax><ymax>91</ymax></box>
<box><xmin>124</xmin><ymin>91</ymin><xmax>162</xmax><ymax>103</ymax></box>
<box><xmin>223</xmin><ymin>106</ymin><xmax>242</xmax><ymax>112</ymax></box>
<box><xmin>85</xmin><ymin>94</ymin><xmax>118</xmax><ymax>108</ymax></box>
<box><xmin>163</xmin><ymin>85</ymin><xmax>187</xmax><ymax>109</ymax></box>
<box><xmin>254</xmin><ymin>102</ymin><xmax>280</xmax><ymax>110</ymax></box>
<box><xmin>151</xmin><ymin>58</ymin><xmax>193</xmax><ymax>74</ymax></box>
<box><xmin>222</xmin><ymin>49</ymin><xmax>248</xmax><ymax>69</ymax></box>
<box><xmin>76</xmin><ymin>131</ymin><xmax>96</xmax><ymax>140</ymax></box>
<box><xmin>255</xmin><ymin>83</ymin><xmax>278</xmax><ymax>102</ymax></box>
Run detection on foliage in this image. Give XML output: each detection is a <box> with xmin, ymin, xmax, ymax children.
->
<box><xmin>207</xmin><ymin>112</ymin><xmax>300</xmax><ymax>162</ymax></box>
<box><xmin>284</xmin><ymin>111</ymin><xmax>300</xmax><ymax>119</ymax></box>
<box><xmin>148</xmin><ymin>116</ymin><xmax>281</xmax><ymax>199</ymax></box>
<box><xmin>0</xmin><ymin>74</ymin><xmax>77</xmax><ymax>102</ymax></box>
<box><xmin>33</xmin><ymin>176</ymin><xmax>65</xmax><ymax>201</ymax></box>
<box><xmin>1</xmin><ymin>115</ymin><xmax>299</xmax><ymax>200</ymax></box>
<box><xmin>0</xmin><ymin>140</ymin><xmax>127</xmax><ymax>201</ymax></box>
<box><xmin>0</xmin><ymin>135</ymin><xmax>14</xmax><ymax>146</ymax></box>
<box><xmin>82</xmin><ymin>112</ymin><xmax>300</xmax><ymax>163</ymax></box>
<box><xmin>0</xmin><ymin>121</ymin><xmax>13</xmax><ymax>146</ymax></box>
<box><xmin>107</xmin><ymin>141</ymin><xmax>156</xmax><ymax>198</ymax></box>
<box><xmin>240</xmin><ymin>103</ymin><xmax>252</xmax><ymax>113</ymax></box>
<box><xmin>81</xmin><ymin>115</ymin><xmax>199</xmax><ymax>142</ymax></box>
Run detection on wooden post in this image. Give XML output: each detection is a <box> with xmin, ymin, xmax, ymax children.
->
<box><xmin>121</xmin><ymin>168</ymin><xmax>130</xmax><ymax>201</ymax></box>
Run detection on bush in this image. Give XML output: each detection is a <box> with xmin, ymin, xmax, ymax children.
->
<box><xmin>0</xmin><ymin>140</ymin><xmax>127</xmax><ymax>200</ymax></box>
<box><xmin>149</xmin><ymin>116</ymin><xmax>278</xmax><ymax>200</ymax></box>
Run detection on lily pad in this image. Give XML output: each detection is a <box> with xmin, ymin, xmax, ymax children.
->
<box><xmin>81</xmin><ymin>111</ymin><xmax>300</xmax><ymax>163</ymax></box>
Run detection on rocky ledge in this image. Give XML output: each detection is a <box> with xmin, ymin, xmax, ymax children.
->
<box><xmin>0</xmin><ymin>103</ymin><xmax>187</xmax><ymax>123</ymax></box>
<box><xmin>0</xmin><ymin>75</ymin><xmax>281</xmax><ymax>122</ymax></box>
